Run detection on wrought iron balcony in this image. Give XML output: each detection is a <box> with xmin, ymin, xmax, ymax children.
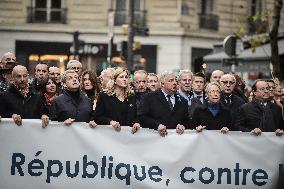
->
<box><xmin>199</xmin><ymin>14</ymin><xmax>219</xmax><ymax>31</ymax></box>
<box><xmin>111</xmin><ymin>9</ymin><xmax>147</xmax><ymax>27</ymax></box>
<box><xmin>27</xmin><ymin>7</ymin><xmax>67</xmax><ymax>24</ymax></box>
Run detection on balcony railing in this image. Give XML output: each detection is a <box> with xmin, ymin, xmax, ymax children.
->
<box><xmin>111</xmin><ymin>9</ymin><xmax>147</xmax><ymax>27</ymax></box>
<box><xmin>199</xmin><ymin>14</ymin><xmax>219</xmax><ymax>31</ymax></box>
<box><xmin>27</xmin><ymin>7</ymin><xmax>67</xmax><ymax>24</ymax></box>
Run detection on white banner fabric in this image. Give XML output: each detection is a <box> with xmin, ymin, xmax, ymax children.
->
<box><xmin>0</xmin><ymin>119</ymin><xmax>283</xmax><ymax>189</ymax></box>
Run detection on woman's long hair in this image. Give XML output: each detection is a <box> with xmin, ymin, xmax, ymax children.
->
<box><xmin>80</xmin><ymin>70</ymin><xmax>101</xmax><ymax>102</ymax></box>
<box><xmin>105</xmin><ymin>67</ymin><xmax>132</xmax><ymax>98</ymax></box>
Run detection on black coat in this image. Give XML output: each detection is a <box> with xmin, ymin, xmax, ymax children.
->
<box><xmin>49</xmin><ymin>90</ymin><xmax>93</xmax><ymax>122</ymax></box>
<box><xmin>188</xmin><ymin>96</ymin><xmax>207</xmax><ymax>122</ymax></box>
<box><xmin>234</xmin><ymin>99</ymin><xmax>284</xmax><ymax>132</ymax></box>
<box><xmin>0</xmin><ymin>85</ymin><xmax>47</xmax><ymax>118</ymax></box>
<box><xmin>139</xmin><ymin>89</ymin><xmax>189</xmax><ymax>130</ymax></box>
<box><xmin>93</xmin><ymin>92</ymin><xmax>139</xmax><ymax>126</ymax></box>
<box><xmin>191</xmin><ymin>102</ymin><xmax>232</xmax><ymax>130</ymax></box>
<box><xmin>220</xmin><ymin>93</ymin><xmax>245</xmax><ymax>124</ymax></box>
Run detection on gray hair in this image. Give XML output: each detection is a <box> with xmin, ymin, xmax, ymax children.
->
<box><xmin>61</xmin><ymin>69</ymin><xmax>77</xmax><ymax>83</ymax></box>
<box><xmin>220</xmin><ymin>74</ymin><xmax>236</xmax><ymax>83</ymax></box>
<box><xmin>66</xmin><ymin>60</ymin><xmax>82</xmax><ymax>69</ymax></box>
<box><xmin>160</xmin><ymin>71</ymin><xmax>175</xmax><ymax>83</ymax></box>
<box><xmin>177</xmin><ymin>69</ymin><xmax>193</xmax><ymax>81</ymax></box>
<box><xmin>205</xmin><ymin>82</ymin><xmax>221</xmax><ymax>94</ymax></box>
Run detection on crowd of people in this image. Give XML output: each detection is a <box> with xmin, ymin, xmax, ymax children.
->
<box><xmin>0</xmin><ymin>52</ymin><xmax>283</xmax><ymax>137</ymax></box>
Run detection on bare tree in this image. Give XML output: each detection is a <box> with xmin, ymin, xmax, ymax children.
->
<box><xmin>270</xmin><ymin>0</ymin><xmax>283</xmax><ymax>80</ymax></box>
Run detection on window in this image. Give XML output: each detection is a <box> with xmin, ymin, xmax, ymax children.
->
<box><xmin>201</xmin><ymin>0</ymin><xmax>214</xmax><ymax>14</ymax></box>
<box><xmin>27</xmin><ymin>0</ymin><xmax>66</xmax><ymax>23</ymax></box>
<box><xmin>251</xmin><ymin>0</ymin><xmax>262</xmax><ymax>16</ymax></box>
<box><xmin>199</xmin><ymin>0</ymin><xmax>218</xmax><ymax>30</ymax></box>
<box><xmin>181</xmin><ymin>0</ymin><xmax>189</xmax><ymax>16</ymax></box>
<box><xmin>112</xmin><ymin>0</ymin><xmax>146</xmax><ymax>27</ymax></box>
<box><xmin>248</xmin><ymin>0</ymin><xmax>267</xmax><ymax>33</ymax></box>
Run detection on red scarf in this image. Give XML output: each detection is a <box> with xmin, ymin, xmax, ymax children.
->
<box><xmin>43</xmin><ymin>92</ymin><xmax>57</xmax><ymax>106</ymax></box>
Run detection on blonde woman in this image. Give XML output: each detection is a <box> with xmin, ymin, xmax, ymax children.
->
<box><xmin>93</xmin><ymin>67</ymin><xmax>140</xmax><ymax>133</ymax></box>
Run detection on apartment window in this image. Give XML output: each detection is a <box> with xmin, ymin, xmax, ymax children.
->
<box><xmin>249</xmin><ymin>0</ymin><xmax>267</xmax><ymax>33</ymax></box>
<box><xmin>27</xmin><ymin>0</ymin><xmax>66</xmax><ymax>23</ymax></box>
<box><xmin>113</xmin><ymin>0</ymin><xmax>146</xmax><ymax>27</ymax></box>
<box><xmin>251</xmin><ymin>0</ymin><xmax>262</xmax><ymax>16</ymax></box>
<box><xmin>199</xmin><ymin>0</ymin><xmax>219</xmax><ymax>30</ymax></box>
<box><xmin>181</xmin><ymin>0</ymin><xmax>189</xmax><ymax>16</ymax></box>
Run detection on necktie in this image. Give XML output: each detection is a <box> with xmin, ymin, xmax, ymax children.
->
<box><xmin>225</xmin><ymin>96</ymin><xmax>231</xmax><ymax>105</ymax></box>
<box><xmin>197</xmin><ymin>96</ymin><xmax>202</xmax><ymax>103</ymax></box>
<box><xmin>167</xmin><ymin>95</ymin><xmax>173</xmax><ymax>110</ymax></box>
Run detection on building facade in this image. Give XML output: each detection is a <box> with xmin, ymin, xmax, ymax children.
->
<box><xmin>0</xmin><ymin>0</ymin><xmax>283</xmax><ymax>74</ymax></box>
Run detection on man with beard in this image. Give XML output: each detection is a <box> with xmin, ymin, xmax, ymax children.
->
<box><xmin>49</xmin><ymin>70</ymin><xmax>96</xmax><ymax>127</ymax></box>
<box><xmin>30</xmin><ymin>63</ymin><xmax>49</xmax><ymax>94</ymax></box>
<box><xmin>0</xmin><ymin>65</ymin><xmax>49</xmax><ymax>127</ymax></box>
<box><xmin>140</xmin><ymin>71</ymin><xmax>189</xmax><ymax>137</ymax></box>
<box><xmin>234</xmin><ymin>79</ymin><xmax>284</xmax><ymax>136</ymax></box>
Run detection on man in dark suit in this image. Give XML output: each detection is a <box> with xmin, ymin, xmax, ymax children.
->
<box><xmin>219</xmin><ymin>74</ymin><xmax>245</xmax><ymax>125</ymax></box>
<box><xmin>234</xmin><ymin>79</ymin><xmax>284</xmax><ymax>136</ymax></box>
<box><xmin>188</xmin><ymin>72</ymin><xmax>207</xmax><ymax>121</ymax></box>
<box><xmin>139</xmin><ymin>71</ymin><xmax>189</xmax><ymax>137</ymax></box>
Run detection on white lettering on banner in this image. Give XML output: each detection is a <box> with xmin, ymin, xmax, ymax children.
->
<box><xmin>0</xmin><ymin>119</ymin><xmax>283</xmax><ymax>189</ymax></box>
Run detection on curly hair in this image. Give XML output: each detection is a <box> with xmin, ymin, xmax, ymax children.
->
<box><xmin>105</xmin><ymin>67</ymin><xmax>132</xmax><ymax>97</ymax></box>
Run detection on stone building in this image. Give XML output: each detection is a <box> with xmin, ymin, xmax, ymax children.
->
<box><xmin>0</xmin><ymin>0</ymin><xmax>283</xmax><ymax>74</ymax></box>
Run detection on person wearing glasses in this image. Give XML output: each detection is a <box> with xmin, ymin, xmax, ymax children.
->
<box><xmin>67</xmin><ymin>60</ymin><xmax>83</xmax><ymax>77</ymax></box>
<box><xmin>219</xmin><ymin>74</ymin><xmax>245</xmax><ymax>124</ymax></box>
<box><xmin>234</xmin><ymin>79</ymin><xmax>284</xmax><ymax>136</ymax></box>
<box><xmin>191</xmin><ymin>82</ymin><xmax>231</xmax><ymax>133</ymax></box>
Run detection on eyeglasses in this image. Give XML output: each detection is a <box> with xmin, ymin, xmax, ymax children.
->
<box><xmin>221</xmin><ymin>81</ymin><xmax>235</xmax><ymax>85</ymax></box>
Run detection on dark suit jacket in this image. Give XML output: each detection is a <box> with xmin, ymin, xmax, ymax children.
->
<box><xmin>49</xmin><ymin>90</ymin><xmax>93</xmax><ymax>122</ymax></box>
<box><xmin>93</xmin><ymin>92</ymin><xmax>139</xmax><ymax>126</ymax></box>
<box><xmin>139</xmin><ymin>89</ymin><xmax>189</xmax><ymax>130</ymax></box>
<box><xmin>234</xmin><ymin>99</ymin><xmax>284</xmax><ymax>132</ymax></box>
<box><xmin>188</xmin><ymin>95</ymin><xmax>207</xmax><ymax>122</ymax></box>
<box><xmin>0</xmin><ymin>85</ymin><xmax>47</xmax><ymax>118</ymax></box>
<box><xmin>191</xmin><ymin>102</ymin><xmax>232</xmax><ymax>130</ymax></box>
<box><xmin>220</xmin><ymin>93</ymin><xmax>245</xmax><ymax>124</ymax></box>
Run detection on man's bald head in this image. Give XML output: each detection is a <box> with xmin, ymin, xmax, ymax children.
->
<box><xmin>12</xmin><ymin>65</ymin><xmax>29</xmax><ymax>89</ymax></box>
<box><xmin>1</xmin><ymin>52</ymin><xmax>16</xmax><ymax>69</ymax></box>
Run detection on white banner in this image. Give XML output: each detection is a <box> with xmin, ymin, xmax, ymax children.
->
<box><xmin>0</xmin><ymin>119</ymin><xmax>283</xmax><ymax>189</ymax></box>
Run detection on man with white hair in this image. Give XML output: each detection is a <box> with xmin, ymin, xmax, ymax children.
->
<box><xmin>140</xmin><ymin>71</ymin><xmax>189</xmax><ymax>137</ymax></box>
<box><xmin>67</xmin><ymin>60</ymin><xmax>83</xmax><ymax>76</ymax></box>
<box><xmin>0</xmin><ymin>52</ymin><xmax>16</xmax><ymax>69</ymax></box>
<box><xmin>99</xmin><ymin>68</ymin><xmax>115</xmax><ymax>90</ymax></box>
<box><xmin>219</xmin><ymin>74</ymin><xmax>245</xmax><ymax>124</ymax></box>
<box><xmin>210</xmin><ymin>70</ymin><xmax>224</xmax><ymax>83</ymax></box>
<box><xmin>177</xmin><ymin>69</ymin><xmax>193</xmax><ymax>105</ymax></box>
